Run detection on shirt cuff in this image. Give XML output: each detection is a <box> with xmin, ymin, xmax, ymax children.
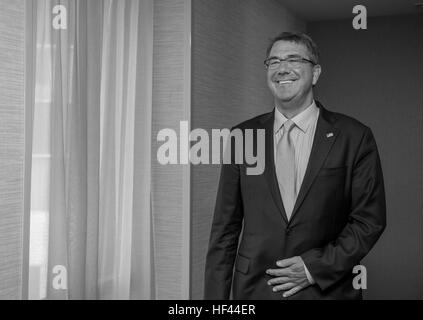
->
<box><xmin>303</xmin><ymin>262</ymin><xmax>315</xmax><ymax>285</ymax></box>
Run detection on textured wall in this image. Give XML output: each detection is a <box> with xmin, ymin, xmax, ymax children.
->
<box><xmin>0</xmin><ymin>0</ymin><xmax>25</xmax><ymax>300</ymax></box>
<box><xmin>191</xmin><ymin>0</ymin><xmax>305</xmax><ymax>299</ymax></box>
<box><xmin>309</xmin><ymin>14</ymin><xmax>423</xmax><ymax>299</ymax></box>
<box><xmin>151</xmin><ymin>0</ymin><xmax>191</xmax><ymax>299</ymax></box>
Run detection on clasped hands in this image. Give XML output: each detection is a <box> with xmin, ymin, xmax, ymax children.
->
<box><xmin>266</xmin><ymin>256</ymin><xmax>311</xmax><ymax>298</ymax></box>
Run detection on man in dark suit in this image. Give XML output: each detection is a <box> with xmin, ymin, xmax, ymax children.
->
<box><xmin>204</xmin><ymin>32</ymin><xmax>386</xmax><ymax>300</ymax></box>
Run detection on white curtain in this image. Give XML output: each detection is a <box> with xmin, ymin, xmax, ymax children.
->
<box><xmin>30</xmin><ymin>0</ymin><xmax>154</xmax><ymax>299</ymax></box>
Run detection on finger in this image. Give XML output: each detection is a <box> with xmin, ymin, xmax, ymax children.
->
<box><xmin>272</xmin><ymin>282</ymin><xmax>295</xmax><ymax>292</ymax></box>
<box><xmin>276</xmin><ymin>256</ymin><xmax>298</xmax><ymax>268</ymax></box>
<box><xmin>283</xmin><ymin>285</ymin><xmax>302</xmax><ymax>298</ymax></box>
<box><xmin>266</xmin><ymin>268</ymin><xmax>290</xmax><ymax>277</ymax></box>
<box><xmin>267</xmin><ymin>277</ymin><xmax>290</xmax><ymax>286</ymax></box>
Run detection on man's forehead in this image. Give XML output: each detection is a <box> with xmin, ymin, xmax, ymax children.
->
<box><xmin>269</xmin><ymin>40</ymin><xmax>308</xmax><ymax>56</ymax></box>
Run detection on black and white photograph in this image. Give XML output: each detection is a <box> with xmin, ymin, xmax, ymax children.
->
<box><xmin>0</xmin><ymin>0</ymin><xmax>422</xmax><ymax>304</ymax></box>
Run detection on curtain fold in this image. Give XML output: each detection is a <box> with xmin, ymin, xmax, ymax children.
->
<box><xmin>31</xmin><ymin>0</ymin><xmax>154</xmax><ymax>300</ymax></box>
<box><xmin>98</xmin><ymin>0</ymin><xmax>140</xmax><ymax>299</ymax></box>
<box><xmin>130</xmin><ymin>0</ymin><xmax>154</xmax><ymax>299</ymax></box>
<box><xmin>46</xmin><ymin>0</ymin><xmax>92</xmax><ymax>299</ymax></box>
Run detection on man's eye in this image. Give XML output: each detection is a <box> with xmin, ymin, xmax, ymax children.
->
<box><xmin>269</xmin><ymin>60</ymin><xmax>280</xmax><ymax>66</ymax></box>
<box><xmin>286</xmin><ymin>58</ymin><xmax>300</xmax><ymax>63</ymax></box>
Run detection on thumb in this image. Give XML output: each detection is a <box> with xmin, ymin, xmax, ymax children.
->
<box><xmin>276</xmin><ymin>256</ymin><xmax>297</xmax><ymax>267</ymax></box>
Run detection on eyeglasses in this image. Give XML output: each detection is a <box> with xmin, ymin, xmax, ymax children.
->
<box><xmin>264</xmin><ymin>56</ymin><xmax>317</xmax><ymax>69</ymax></box>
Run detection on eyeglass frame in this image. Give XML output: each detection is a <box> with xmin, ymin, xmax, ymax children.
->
<box><xmin>264</xmin><ymin>55</ymin><xmax>318</xmax><ymax>69</ymax></box>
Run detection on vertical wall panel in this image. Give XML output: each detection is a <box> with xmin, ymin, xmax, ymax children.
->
<box><xmin>0</xmin><ymin>0</ymin><xmax>25</xmax><ymax>300</ymax></box>
<box><xmin>191</xmin><ymin>0</ymin><xmax>305</xmax><ymax>298</ymax></box>
<box><xmin>152</xmin><ymin>0</ymin><xmax>191</xmax><ymax>299</ymax></box>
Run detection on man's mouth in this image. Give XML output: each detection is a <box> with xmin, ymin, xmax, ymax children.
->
<box><xmin>275</xmin><ymin>79</ymin><xmax>296</xmax><ymax>85</ymax></box>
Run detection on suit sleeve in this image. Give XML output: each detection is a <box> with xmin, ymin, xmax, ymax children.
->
<box><xmin>204</xmin><ymin>133</ymin><xmax>244</xmax><ymax>300</ymax></box>
<box><xmin>301</xmin><ymin>127</ymin><xmax>386</xmax><ymax>291</ymax></box>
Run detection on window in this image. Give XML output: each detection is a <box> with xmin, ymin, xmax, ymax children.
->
<box><xmin>28</xmin><ymin>43</ymin><xmax>52</xmax><ymax>300</ymax></box>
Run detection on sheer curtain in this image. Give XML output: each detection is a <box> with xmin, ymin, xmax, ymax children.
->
<box><xmin>29</xmin><ymin>0</ymin><xmax>153</xmax><ymax>299</ymax></box>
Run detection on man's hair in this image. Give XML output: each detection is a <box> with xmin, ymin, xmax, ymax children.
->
<box><xmin>266</xmin><ymin>31</ymin><xmax>320</xmax><ymax>65</ymax></box>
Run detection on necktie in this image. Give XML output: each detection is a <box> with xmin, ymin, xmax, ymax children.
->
<box><xmin>276</xmin><ymin>120</ymin><xmax>296</xmax><ymax>220</ymax></box>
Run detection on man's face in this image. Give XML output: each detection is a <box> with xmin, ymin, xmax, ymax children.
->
<box><xmin>266</xmin><ymin>40</ymin><xmax>321</xmax><ymax>106</ymax></box>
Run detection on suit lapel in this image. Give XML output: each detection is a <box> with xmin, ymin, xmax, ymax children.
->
<box><xmin>288</xmin><ymin>105</ymin><xmax>339</xmax><ymax>224</ymax></box>
<box><xmin>261</xmin><ymin>111</ymin><xmax>289</xmax><ymax>224</ymax></box>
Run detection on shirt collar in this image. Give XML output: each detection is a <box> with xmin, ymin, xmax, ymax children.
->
<box><xmin>274</xmin><ymin>100</ymin><xmax>319</xmax><ymax>134</ymax></box>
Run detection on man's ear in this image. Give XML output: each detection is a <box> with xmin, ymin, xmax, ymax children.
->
<box><xmin>312</xmin><ymin>65</ymin><xmax>322</xmax><ymax>86</ymax></box>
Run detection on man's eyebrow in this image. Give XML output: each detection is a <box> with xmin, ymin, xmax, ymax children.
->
<box><xmin>267</xmin><ymin>54</ymin><xmax>304</xmax><ymax>60</ymax></box>
<box><xmin>285</xmin><ymin>54</ymin><xmax>303</xmax><ymax>58</ymax></box>
<box><xmin>266</xmin><ymin>55</ymin><xmax>280</xmax><ymax>60</ymax></box>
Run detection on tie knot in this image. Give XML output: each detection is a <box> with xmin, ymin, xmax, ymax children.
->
<box><xmin>283</xmin><ymin>120</ymin><xmax>295</xmax><ymax>133</ymax></box>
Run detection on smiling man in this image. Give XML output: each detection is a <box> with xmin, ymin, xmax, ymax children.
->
<box><xmin>204</xmin><ymin>32</ymin><xmax>386</xmax><ymax>300</ymax></box>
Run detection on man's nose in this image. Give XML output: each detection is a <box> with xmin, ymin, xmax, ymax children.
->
<box><xmin>275</xmin><ymin>61</ymin><xmax>293</xmax><ymax>73</ymax></box>
<box><xmin>274</xmin><ymin>68</ymin><xmax>291</xmax><ymax>77</ymax></box>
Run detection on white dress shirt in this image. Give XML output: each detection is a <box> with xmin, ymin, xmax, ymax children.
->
<box><xmin>273</xmin><ymin>100</ymin><xmax>320</xmax><ymax>284</ymax></box>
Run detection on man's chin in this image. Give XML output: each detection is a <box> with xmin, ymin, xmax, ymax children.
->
<box><xmin>269</xmin><ymin>87</ymin><xmax>297</xmax><ymax>101</ymax></box>
<box><xmin>275</xmin><ymin>95</ymin><xmax>296</xmax><ymax>104</ymax></box>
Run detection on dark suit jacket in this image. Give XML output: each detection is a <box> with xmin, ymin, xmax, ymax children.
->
<box><xmin>204</xmin><ymin>101</ymin><xmax>386</xmax><ymax>300</ymax></box>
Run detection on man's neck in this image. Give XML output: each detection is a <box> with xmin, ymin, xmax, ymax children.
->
<box><xmin>275</xmin><ymin>96</ymin><xmax>314</xmax><ymax>119</ymax></box>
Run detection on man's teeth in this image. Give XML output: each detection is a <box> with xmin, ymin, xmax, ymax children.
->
<box><xmin>277</xmin><ymin>80</ymin><xmax>294</xmax><ymax>84</ymax></box>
